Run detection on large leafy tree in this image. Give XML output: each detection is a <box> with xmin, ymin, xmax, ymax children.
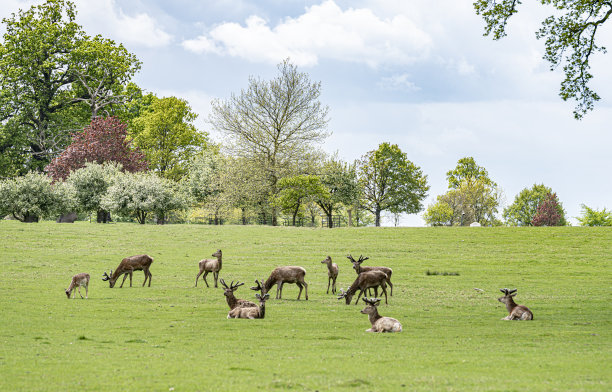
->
<box><xmin>315</xmin><ymin>159</ymin><xmax>360</xmax><ymax>228</ymax></box>
<box><xmin>474</xmin><ymin>0</ymin><xmax>611</xmax><ymax>119</ymax></box>
<box><xmin>532</xmin><ymin>192</ymin><xmax>565</xmax><ymax>226</ymax></box>
<box><xmin>130</xmin><ymin>96</ymin><xmax>207</xmax><ymax>181</ymax></box>
<box><xmin>66</xmin><ymin>162</ymin><xmax>122</xmax><ymax>223</ymax></box>
<box><xmin>209</xmin><ymin>59</ymin><xmax>330</xmax><ymax>225</ymax></box>
<box><xmin>358</xmin><ymin>143</ymin><xmax>429</xmax><ymax>227</ymax></box>
<box><xmin>446</xmin><ymin>156</ymin><xmax>495</xmax><ymax>189</ymax></box>
<box><xmin>504</xmin><ymin>183</ymin><xmax>567</xmax><ymax>226</ymax></box>
<box><xmin>274</xmin><ymin>175</ymin><xmax>329</xmax><ymax>226</ymax></box>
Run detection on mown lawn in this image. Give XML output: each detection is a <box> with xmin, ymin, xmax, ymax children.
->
<box><xmin>0</xmin><ymin>221</ymin><xmax>610</xmax><ymax>391</ymax></box>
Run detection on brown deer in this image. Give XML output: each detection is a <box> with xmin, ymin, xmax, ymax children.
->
<box><xmin>227</xmin><ymin>293</ymin><xmax>270</xmax><ymax>319</ymax></box>
<box><xmin>337</xmin><ymin>270</ymin><xmax>389</xmax><ymax>305</ymax></box>
<box><xmin>257</xmin><ymin>266</ymin><xmax>308</xmax><ymax>300</ymax></box>
<box><xmin>321</xmin><ymin>256</ymin><xmax>339</xmax><ymax>294</ymax></box>
<box><xmin>498</xmin><ymin>288</ymin><xmax>533</xmax><ymax>320</ymax></box>
<box><xmin>220</xmin><ymin>279</ymin><xmax>257</xmax><ymax>309</ymax></box>
<box><xmin>195</xmin><ymin>249</ymin><xmax>222</xmax><ymax>288</ymax></box>
<box><xmin>361</xmin><ymin>297</ymin><xmax>402</xmax><ymax>332</ymax></box>
<box><xmin>65</xmin><ymin>273</ymin><xmax>90</xmax><ymax>299</ymax></box>
<box><xmin>347</xmin><ymin>254</ymin><xmax>393</xmax><ymax>296</ymax></box>
<box><xmin>102</xmin><ymin>254</ymin><xmax>153</xmax><ymax>288</ymax></box>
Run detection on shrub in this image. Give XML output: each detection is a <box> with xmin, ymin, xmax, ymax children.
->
<box><xmin>577</xmin><ymin>204</ymin><xmax>612</xmax><ymax>226</ymax></box>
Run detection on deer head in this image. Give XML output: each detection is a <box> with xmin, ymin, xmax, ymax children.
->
<box><xmin>321</xmin><ymin>256</ymin><xmax>332</xmax><ymax>265</ymax></box>
<box><xmin>250</xmin><ymin>279</ymin><xmax>265</xmax><ymax>295</ymax></box>
<box><xmin>101</xmin><ymin>270</ymin><xmax>116</xmax><ymax>288</ymax></box>
<box><xmin>65</xmin><ymin>289</ymin><xmax>71</xmax><ymax>298</ymax></box>
<box><xmin>220</xmin><ymin>279</ymin><xmax>244</xmax><ymax>297</ymax></box>
<box><xmin>212</xmin><ymin>249</ymin><xmax>222</xmax><ymax>258</ymax></box>
<box><xmin>360</xmin><ymin>297</ymin><xmax>381</xmax><ymax>315</ymax></box>
<box><xmin>498</xmin><ymin>288</ymin><xmax>517</xmax><ymax>305</ymax></box>
<box><xmin>255</xmin><ymin>293</ymin><xmax>270</xmax><ymax>303</ymax></box>
<box><xmin>337</xmin><ymin>288</ymin><xmax>353</xmax><ymax>304</ymax></box>
<box><xmin>347</xmin><ymin>254</ymin><xmax>369</xmax><ymax>273</ymax></box>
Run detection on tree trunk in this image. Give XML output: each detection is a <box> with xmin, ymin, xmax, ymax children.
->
<box><xmin>157</xmin><ymin>212</ymin><xmax>166</xmax><ymax>225</ymax></box>
<box><xmin>23</xmin><ymin>212</ymin><xmax>39</xmax><ymax>223</ymax></box>
<box><xmin>241</xmin><ymin>208</ymin><xmax>247</xmax><ymax>225</ymax></box>
<box><xmin>327</xmin><ymin>211</ymin><xmax>333</xmax><ymax>228</ymax></box>
<box><xmin>375</xmin><ymin>207</ymin><xmax>381</xmax><ymax>227</ymax></box>
<box><xmin>347</xmin><ymin>208</ymin><xmax>353</xmax><ymax>227</ymax></box>
<box><xmin>96</xmin><ymin>210</ymin><xmax>112</xmax><ymax>223</ymax></box>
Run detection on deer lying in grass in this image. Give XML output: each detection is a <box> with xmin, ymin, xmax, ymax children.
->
<box><xmin>347</xmin><ymin>254</ymin><xmax>394</xmax><ymax>296</ymax></box>
<box><xmin>102</xmin><ymin>254</ymin><xmax>153</xmax><ymax>288</ymax></box>
<box><xmin>227</xmin><ymin>293</ymin><xmax>270</xmax><ymax>319</ymax></box>
<box><xmin>338</xmin><ymin>270</ymin><xmax>389</xmax><ymax>305</ymax></box>
<box><xmin>221</xmin><ymin>279</ymin><xmax>257</xmax><ymax>309</ymax></box>
<box><xmin>361</xmin><ymin>297</ymin><xmax>402</xmax><ymax>332</ymax></box>
<box><xmin>195</xmin><ymin>249</ymin><xmax>222</xmax><ymax>288</ymax></box>
<box><xmin>498</xmin><ymin>288</ymin><xmax>533</xmax><ymax>320</ymax></box>
<box><xmin>258</xmin><ymin>266</ymin><xmax>308</xmax><ymax>300</ymax></box>
<box><xmin>65</xmin><ymin>273</ymin><xmax>90</xmax><ymax>299</ymax></box>
<box><xmin>321</xmin><ymin>256</ymin><xmax>338</xmax><ymax>294</ymax></box>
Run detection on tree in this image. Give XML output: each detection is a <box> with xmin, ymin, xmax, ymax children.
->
<box><xmin>504</xmin><ymin>184</ymin><xmax>567</xmax><ymax>226</ymax></box>
<box><xmin>532</xmin><ymin>192</ymin><xmax>565</xmax><ymax>226</ymax></box>
<box><xmin>130</xmin><ymin>96</ymin><xmax>207</xmax><ymax>181</ymax></box>
<box><xmin>446</xmin><ymin>156</ymin><xmax>495</xmax><ymax>189</ymax></box>
<box><xmin>46</xmin><ymin>117</ymin><xmax>147</xmax><ymax>181</ymax></box>
<box><xmin>274</xmin><ymin>175</ymin><xmax>329</xmax><ymax>226</ymax></box>
<box><xmin>577</xmin><ymin>204</ymin><xmax>612</xmax><ymax>226</ymax></box>
<box><xmin>423</xmin><ymin>201</ymin><xmax>454</xmax><ymax>226</ymax></box>
<box><xmin>358</xmin><ymin>143</ymin><xmax>429</xmax><ymax>227</ymax></box>
<box><xmin>315</xmin><ymin>159</ymin><xmax>359</xmax><ymax>228</ymax></box>
<box><xmin>66</xmin><ymin>162</ymin><xmax>122</xmax><ymax>223</ymax></box>
<box><xmin>0</xmin><ymin>0</ymin><xmax>141</xmax><ymax>173</ymax></box>
<box><xmin>474</xmin><ymin>0</ymin><xmax>611</xmax><ymax>119</ymax></box>
<box><xmin>209</xmin><ymin>59</ymin><xmax>330</xmax><ymax>225</ymax></box>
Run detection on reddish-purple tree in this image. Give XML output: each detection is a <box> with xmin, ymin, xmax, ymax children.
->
<box><xmin>46</xmin><ymin>117</ymin><xmax>148</xmax><ymax>181</ymax></box>
<box><xmin>531</xmin><ymin>193</ymin><xmax>562</xmax><ymax>226</ymax></box>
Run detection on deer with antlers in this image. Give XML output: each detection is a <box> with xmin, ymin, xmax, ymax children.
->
<box><xmin>257</xmin><ymin>266</ymin><xmax>308</xmax><ymax>300</ymax></box>
<box><xmin>221</xmin><ymin>279</ymin><xmax>257</xmax><ymax>310</ymax></box>
<box><xmin>347</xmin><ymin>254</ymin><xmax>394</xmax><ymax>296</ymax></box>
<box><xmin>195</xmin><ymin>249</ymin><xmax>222</xmax><ymax>288</ymax></box>
<box><xmin>338</xmin><ymin>270</ymin><xmax>389</xmax><ymax>305</ymax></box>
<box><xmin>361</xmin><ymin>297</ymin><xmax>402</xmax><ymax>332</ymax></box>
<box><xmin>498</xmin><ymin>288</ymin><xmax>533</xmax><ymax>320</ymax></box>
<box><xmin>227</xmin><ymin>293</ymin><xmax>270</xmax><ymax>319</ymax></box>
<box><xmin>321</xmin><ymin>256</ymin><xmax>338</xmax><ymax>294</ymax></box>
<box><xmin>65</xmin><ymin>273</ymin><xmax>90</xmax><ymax>299</ymax></box>
<box><xmin>102</xmin><ymin>254</ymin><xmax>153</xmax><ymax>288</ymax></box>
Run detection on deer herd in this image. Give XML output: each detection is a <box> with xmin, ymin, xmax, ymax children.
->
<box><xmin>65</xmin><ymin>251</ymin><xmax>534</xmax><ymax>332</ymax></box>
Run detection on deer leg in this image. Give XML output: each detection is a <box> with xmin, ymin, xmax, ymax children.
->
<box><xmin>85</xmin><ymin>284</ymin><xmax>88</xmax><ymax>299</ymax></box>
<box><xmin>388</xmin><ymin>280</ymin><xmax>393</xmax><ymax>296</ymax></box>
<box><xmin>120</xmin><ymin>273</ymin><xmax>129</xmax><ymax>288</ymax></box>
<box><xmin>213</xmin><ymin>271</ymin><xmax>219</xmax><ymax>288</ymax></box>
<box><xmin>296</xmin><ymin>282</ymin><xmax>303</xmax><ymax>300</ymax></box>
<box><xmin>129</xmin><ymin>272</ymin><xmax>133</xmax><ymax>287</ymax></box>
<box><xmin>203</xmin><ymin>272</ymin><xmax>210</xmax><ymax>287</ymax></box>
<box><xmin>381</xmin><ymin>285</ymin><xmax>388</xmax><ymax>304</ymax></box>
<box><xmin>147</xmin><ymin>270</ymin><xmax>152</xmax><ymax>287</ymax></box>
<box><xmin>276</xmin><ymin>282</ymin><xmax>282</xmax><ymax>299</ymax></box>
<box><xmin>78</xmin><ymin>286</ymin><xmax>84</xmax><ymax>299</ymax></box>
<box><xmin>326</xmin><ymin>278</ymin><xmax>331</xmax><ymax>294</ymax></box>
<box><xmin>195</xmin><ymin>270</ymin><xmax>203</xmax><ymax>287</ymax></box>
<box><xmin>303</xmin><ymin>280</ymin><xmax>308</xmax><ymax>300</ymax></box>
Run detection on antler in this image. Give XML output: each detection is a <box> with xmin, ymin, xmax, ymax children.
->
<box><xmin>231</xmin><ymin>281</ymin><xmax>244</xmax><ymax>290</ymax></box>
<box><xmin>346</xmin><ymin>254</ymin><xmax>356</xmax><ymax>262</ymax></box>
<box><xmin>220</xmin><ymin>278</ymin><xmax>229</xmax><ymax>289</ymax></box>
<box><xmin>358</xmin><ymin>255</ymin><xmax>369</xmax><ymax>262</ymax></box>
<box><xmin>508</xmin><ymin>289</ymin><xmax>517</xmax><ymax>294</ymax></box>
<box><xmin>101</xmin><ymin>272</ymin><xmax>110</xmax><ymax>281</ymax></box>
<box><xmin>362</xmin><ymin>297</ymin><xmax>379</xmax><ymax>306</ymax></box>
<box><xmin>500</xmin><ymin>288</ymin><xmax>510</xmax><ymax>295</ymax></box>
<box><xmin>337</xmin><ymin>288</ymin><xmax>346</xmax><ymax>299</ymax></box>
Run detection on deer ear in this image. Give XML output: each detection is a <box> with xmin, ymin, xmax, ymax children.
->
<box><xmin>255</xmin><ymin>293</ymin><xmax>261</xmax><ymax>299</ymax></box>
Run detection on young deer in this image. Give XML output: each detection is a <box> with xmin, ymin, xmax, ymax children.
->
<box><xmin>361</xmin><ymin>297</ymin><xmax>402</xmax><ymax>332</ymax></box>
<box><xmin>227</xmin><ymin>293</ymin><xmax>270</xmax><ymax>319</ymax></box>
<box><xmin>347</xmin><ymin>254</ymin><xmax>394</xmax><ymax>296</ymax></box>
<box><xmin>321</xmin><ymin>255</ymin><xmax>338</xmax><ymax>294</ymax></box>
<box><xmin>258</xmin><ymin>266</ymin><xmax>308</xmax><ymax>300</ymax></box>
<box><xmin>498</xmin><ymin>288</ymin><xmax>533</xmax><ymax>320</ymax></box>
<box><xmin>337</xmin><ymin>270</ymin><xmax>389</xmax><ymax>305</ymax></box>
<box><xmin>65</xmin><ymin>273</ymin><xmax>90</xmax><ymax>299</ymax></box>
<box><xmin>195</xmin><ymin>249</ymin><xmax>222</xmax><ymax>288</ymax></box>
<box><xmin>102</xmin><ymin>254</ymin><xmax>153</xmax><ymax>288</ymax></box>
<box><xmin>220</xmin><ymin>279</ymin><xmax>257</xmax><ymax>310</ymax></box>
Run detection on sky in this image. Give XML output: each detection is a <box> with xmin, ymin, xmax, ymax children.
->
<box><xmin>2</xmin><ymin>0</ymin><xmax>611</xmax><ymax>226</ymax></box>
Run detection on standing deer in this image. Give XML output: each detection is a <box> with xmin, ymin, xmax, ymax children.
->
<box><xmin>227</xmin><ymin>293</ymin><xmax>270</xmax><ymax>319</ymax></box>
<box><xmin>347</xmin><ymin>254</ymin><xmax>393</xmax><ymax>296</ymax></box>
<box><xmin>195</xmin><ymin>249</ymin><xmax>222</xmax><ymax>288</ymax></box>
<box><xmin>220</xmin><ymin>279</ymin><xmax>257</xmax><ymax>310</ymax></box>
<box><xmin>498</xmin><ymin>288</ymin><xmax>534</xmax><ymax>320</ymax></box>
<box><xmin>102</xmin><ymin>254</ymin><xmax>153</xmax><ymax>288</ymax></box>
<box><xmin>257</xmin><ymin>266</ymin><xmax>308</xmax><ymax>300</ymax></box>
<box><xmin>65</xmin><ymin>273</ymin><xmax>90</xmax><ymax>299</ymax></box>
<box><xmin>337</xmin><ymin>270</ymin><xmax>389</xmax><ymax>305</ymax></box>
<box><xmin>321</xmin><ymin>255</ymin><xmax>338</xmax><ymax>294</ymax></box>
<box><xmin>361</xmin><ymin>297</ymin><xmax>402</xmax><ymax>332</ymax></box>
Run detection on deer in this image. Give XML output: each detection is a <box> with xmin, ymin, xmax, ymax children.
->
<box><xmin>256</xmin><ymin>266</ymin><xmax>308</xmax><ymax>300</ymax></box>
<box><xmin>337</xmin><ymin>270</ymin><xmax>389</xmax><ymax>305</ymax></box>
<box><xmin>102</xmin><ymin>254</ymin><xmax>153</xmax><ymax>288</ymax></box>
<box><xmin>65</xmin><ymin>273</ymin><xmax>90</xmax><ymax>299</ymax></box>
<box><xmin>347</xmin><ymin>254</ymin><xmax>393</xmax><ymax>297</ymax></box>
<box><xmin>321</xmin><ymin>255</ymin><xmax>338</xmax><ymax>294</ymax></box>
<box><xmin>195</xmin><ymin>249</ymin><xmax>222</xmax><ymax>288</ymax></box>
<box><xmin>220</xmin><ymin>279</ymin><xmax>257</xmax><ymax>310</ymax></box>
<box><xmin>361</xmin><ymin>297</ymin><xmax>402</xmax><ymax>332</ymax></box>
<box><xmin>498</xmin><ymin>288</ymin><xmax>534</xmax><ymax>320</ymax></box>
<box><xmin>227</xmin><ymin>293</ymin><xmax>270</xmax><ymax>319</ymax></box>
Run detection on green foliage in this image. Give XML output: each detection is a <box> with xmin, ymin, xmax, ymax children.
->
<box><xmin>66</xmin><ymin>162</ymin><xmax>122</xmax><ymax>217</ymax></box>
<box><xmin>183</xmin><ymin>148</ymin><xmax>224</xmax><ymax>204</ymax></box>
<box><xmin>504</xmin><ymin>184</ymin><xmax>567</xmax><ymax>226</ymax></box>
<box><xmin>358</xmin><ymin>142</ymin><xmax>429</xmax><ymax>226</ymax></box>
<box><xmin>423</xmin><ymin>201</ymin><xmax>454</xmax><ymax>226</ymax></box>
<box><xmin>474</xmin><ymin>0</ymin><xmax>612</xmax><ymax>119</ymax></box>
<box><xmin>446</xmin><ymin>156</ymin><xmax>495</xmax><ymax>189</ymax></box>
<box><xmin>577</xmin><ymin>204</ymin><xmax>612</xmax><ymax>226</ymax></box>
<box><xmin>0</xmin><ymin>171</ymin><xmax>68</xmax><ymax>221</ymax></box>
<box><xmin>316</xmin><ymin>159</ymin><xmax>359</xmax><ymax>228</ymax></box>
<box><xmin>274</xmin><ymin>175</ymin><xmax>329</xmax><ymax>225</ymax></box>
<box><xmin>532</xmin><ymin>192</ymin><xmax>565</xmax><ymax>226</ymax></box>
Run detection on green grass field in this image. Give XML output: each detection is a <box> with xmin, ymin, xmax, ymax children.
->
<box><xmin>0</xmin><ymin>221</ymin><xmax>610</xmax><ymax>391</ymax></box>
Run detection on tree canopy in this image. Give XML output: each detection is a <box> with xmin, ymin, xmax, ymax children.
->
<box><xmin>504</xmin><ymin>183</ymin><xmax>567</xmax><ymax>226</ymax></box>
<box><xmin>446</xmin><ymin>156</ymin><xmax>495</xmax><ymax>189</ymax></box>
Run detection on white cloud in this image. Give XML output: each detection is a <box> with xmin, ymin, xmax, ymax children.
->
<box><xmin>182</xmin><ymin>0</ymin><xmax>432</xmax><ymax>67</ymax></box>
<box><xmin>377</xmin><ymin>73</ymin><xmax>421</xmax><ymax>91</ymax></box>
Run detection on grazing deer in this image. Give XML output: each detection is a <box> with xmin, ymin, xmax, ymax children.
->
<box><xmin>498</xmin><ymin>288</ymin><xmax>533</xmax><ymax>320</ymax></box>
<box><xmin>347</xmin><ymin>254</ymin><xmax>394</xmax><ymax>296</ymax></box>
<box><xmin>227</xmin><ymin>293</ymin><xmax>270</xmax><ymax>319</ymax></box>
<box><xmin>195</xmin><ymin>249</ymin><xmax>222</xmax><ymax>288</ymax></box>
<box><xmin>258</xmin><ymin>266</ymin><xmax>308</xmax><ymax>300</ymax></box>
<box><xmin>221</xmin><ymin>279</ymin><xmax>257</xmax><ymax>310</ymax></box>
<box><xmin>338</xmin><ymin>270</ymin><xmax>389</xmax><ymax>305</ymax></box>
<box><xmin>65</xmin><ymin>273</ymin><xmax>90</xmax><ymax>299</ymax></box>
<box><xmin>102</xmin><ymin>254</ymin><xmax>153</xmax><ymax>288</ymax></box>
<box><xmin>321</xmin><ymin>256</ymin><xmax>339</xmax><ymax>294</ymax></box>
<box><xmin>361</xmin><ymin>297</ymin><xmax>402</xmax><ymax>332</ymax></box>
<box><xmin>250</xmin><ymin>279</ymin><xmax>267</xmax><ymax>295</ymax></box>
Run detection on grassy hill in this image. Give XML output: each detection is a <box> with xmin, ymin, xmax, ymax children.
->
<box><xmin>0</xmin><ymin>221</ymin><xmax>610</xmax><ymax>391</ymax></box>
